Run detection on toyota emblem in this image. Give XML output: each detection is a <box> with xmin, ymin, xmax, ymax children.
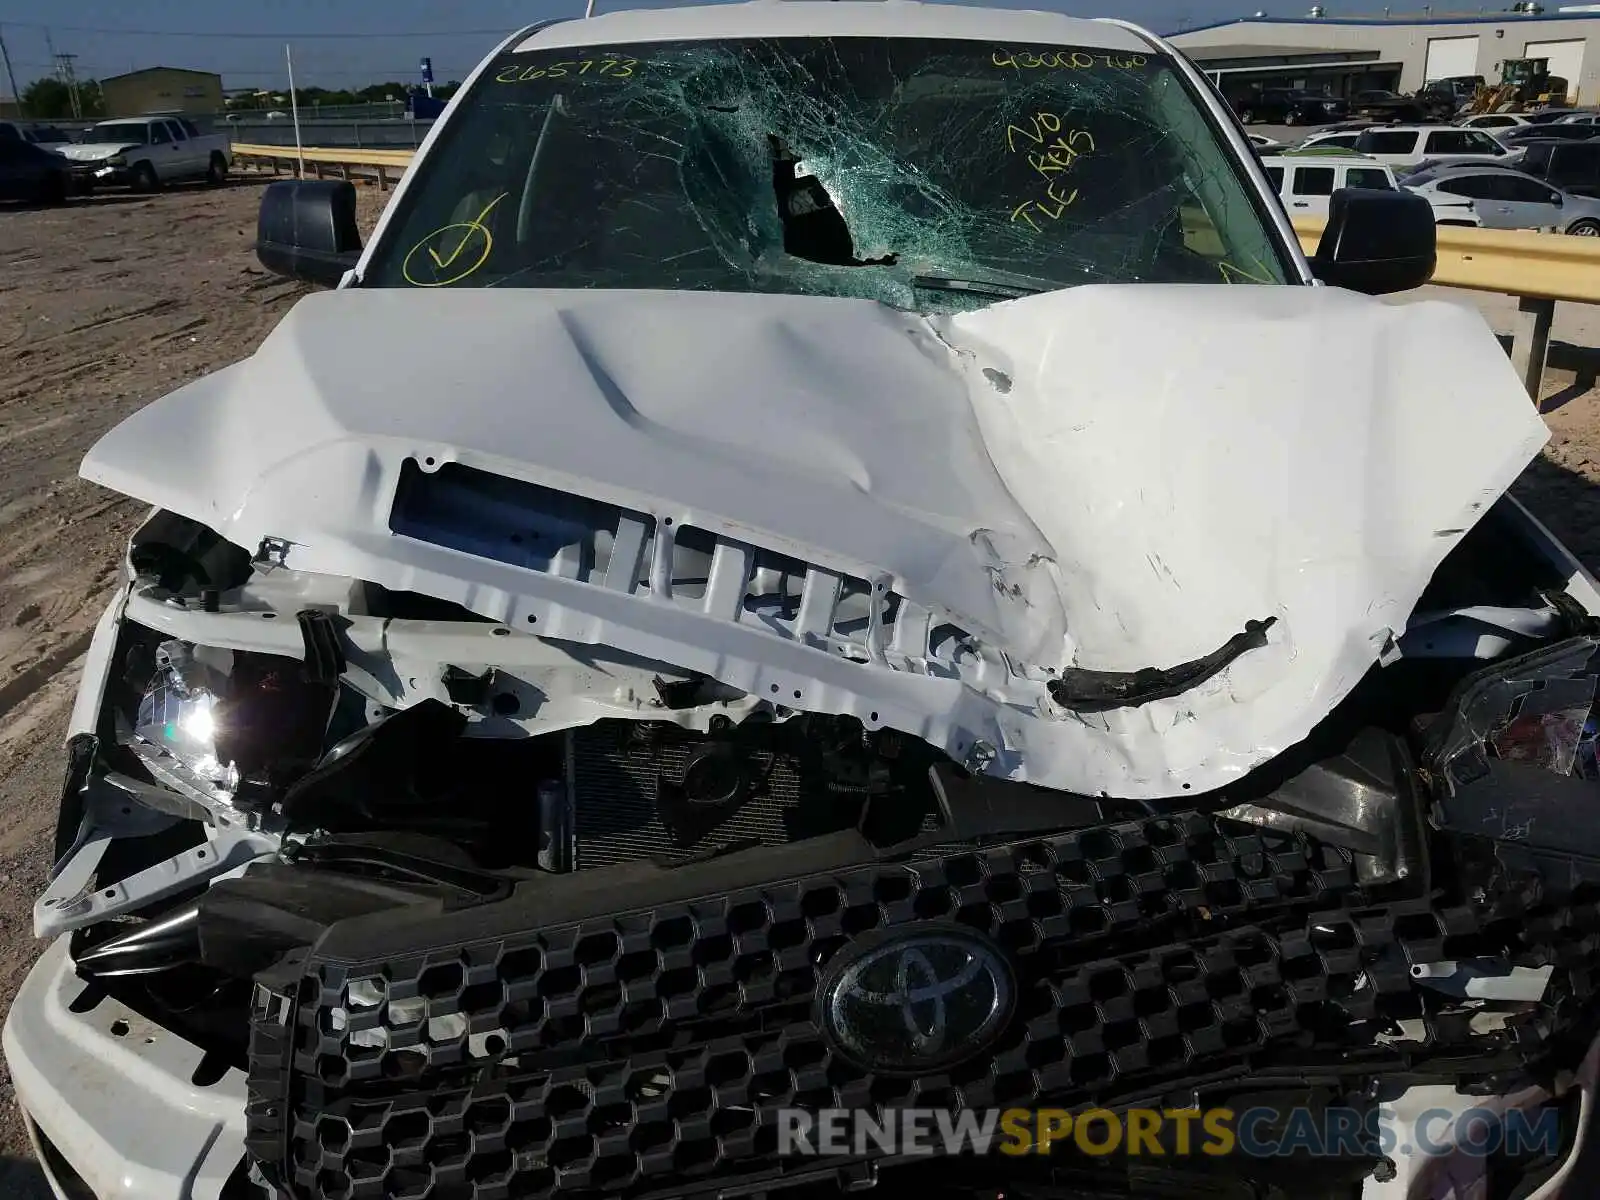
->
<box><xmin>816</xmin><ymin>923</ymin><xmax>1015</xmax><ymax>1075</ymax></box>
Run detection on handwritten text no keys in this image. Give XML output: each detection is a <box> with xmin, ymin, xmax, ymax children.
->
<box><xmin>1006</xmin><ymin>112</ymin><xmax>1094</xmax><ymax>233</ymax></box>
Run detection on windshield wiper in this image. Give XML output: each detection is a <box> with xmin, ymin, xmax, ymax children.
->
<box><xmin>911</xmin><ymin>273</ymin><xmax>1047</xmax><ymax>300</ymax></box>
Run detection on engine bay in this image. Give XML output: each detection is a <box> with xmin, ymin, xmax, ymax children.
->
<box><xmin>24</xmin><ymin>490</ymin><xmax>1600</xmax><ymax>1199</ymax></box>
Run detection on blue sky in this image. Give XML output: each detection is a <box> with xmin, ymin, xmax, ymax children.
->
<box><xmin>0</xmin><ymin>0</ymin><xmax>1249</xmax><ymax>91</ymax></box>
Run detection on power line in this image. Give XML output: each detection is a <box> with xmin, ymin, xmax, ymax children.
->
<box><xmin>0</xmin><ymin>21</ymin><xmax>517</xmax><ymax>40</ymax></box>
<box><xmin>6</xmin><ymin>60</ymin><xmax>473</xmax><ymax>78</ymax></box>
<box><xmin>36</xmin><ymin>67</ymin><xmax>470</xmax><ymax>80</ymax></box>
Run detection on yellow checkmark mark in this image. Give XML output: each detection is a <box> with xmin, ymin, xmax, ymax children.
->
<box><xmin>402</xmin><ymin>191</ymin><xmax>510</xmax><ymax>286</ymax></box>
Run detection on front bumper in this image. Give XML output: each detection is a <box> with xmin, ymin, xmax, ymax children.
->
<box><xmin>9</xmin><ymin>923</ymin><xmax>1598</xmax><ymax>1200</ymax></box>
<box><xmin>2</xmin><ymin>937</ymin><xmax>250</xmax><ymax>1200</ymax></box>
<box><xmin>86</xmin><ymin>163</ymin><xmax>134</xmax><ymax>187</ymax></box>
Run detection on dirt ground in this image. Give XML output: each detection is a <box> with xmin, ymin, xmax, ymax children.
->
<box><xmin>1</xmin><ymin>176</ymin><xmax>1600</xmax><ymax>1195</ymax></box>
<box><xmin>0</xmin><ymin>176</ymin><xmax>385</xmax><ymax>1196</ymax></box>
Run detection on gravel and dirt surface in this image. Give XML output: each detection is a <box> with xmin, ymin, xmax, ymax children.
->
<box><xmin>1</xmin><ymin>170</ymin><xmax>1600</xmax><ymax>1196</ymax></box>
<box><xmin>0</xmin><ymin>176</ymin><xmax>385</xmax><ymax>1197</ymax></box>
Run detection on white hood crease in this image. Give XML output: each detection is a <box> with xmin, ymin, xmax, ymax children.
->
<box><xmin>81</xmin><ymin>284</ymin><xmax>1548</xmax><ymax>798</ymax></box>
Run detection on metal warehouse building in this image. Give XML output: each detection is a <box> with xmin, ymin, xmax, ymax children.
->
<box><xmin>1168</xmin><ymin>12</ymin><xmax>1600</xmax><ymax>106</ymax></box>
<box><xmin>100</xmin><ymin>67</ymin><xmax>225</xmax><ymax>118</ymax></box>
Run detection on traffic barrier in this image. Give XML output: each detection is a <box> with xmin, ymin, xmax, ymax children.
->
<box><xmin>229</xmin><ymin>145</ymin><xmax>1600</xmax><ymax>403</ymax></box>
<box><xmin>1294</xmin><ymin>216</ymin><xmax>1600</xmax><ymax>404</ymax></box>
<box><xmin>231</xmin><ymin>143</ymin><xmax>416</xmax><ymax>191</ymax></box>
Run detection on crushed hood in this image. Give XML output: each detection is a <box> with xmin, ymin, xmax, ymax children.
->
<box><xmin>58</xmin><ymin>142</ymin><xmax>142</xmax><ymax>162</ymax></box>
<box><xmin>82</xmin><ymin>284</ymin><xmax>1547</xmax><ymax>797</ymax></box>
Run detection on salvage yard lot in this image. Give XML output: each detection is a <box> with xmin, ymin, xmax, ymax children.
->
<box><xmin>1</xmin><ymin>178</ymin><xmax>1600</xmax><ymax>1188</ymax></box>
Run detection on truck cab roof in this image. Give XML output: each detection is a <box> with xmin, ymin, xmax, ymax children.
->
<box><xmin>510</xmin><ymin>1</ymin><xmax>1153</xmax><ymax>53</ymax></box>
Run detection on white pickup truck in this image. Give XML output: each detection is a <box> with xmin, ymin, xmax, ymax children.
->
<box><xmin>10</xmin><ymin>8</ymin><xmax>1600</xmax><ymax>1200</ymax></box>
<box><xmin>57</xmin><ymin>115</ymin><xmax>231</xmax><ymax>190</ymax></box>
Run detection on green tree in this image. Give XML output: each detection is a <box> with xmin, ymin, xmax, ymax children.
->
<box><xmin>19</xmin><ymin>76</ymin><xmax>104</xmax><ymax>119</ymax></box>
<box><xmin>358</xmin><ymin>82</ymin><xmax>407</xmax><ymax>103</ymax></box>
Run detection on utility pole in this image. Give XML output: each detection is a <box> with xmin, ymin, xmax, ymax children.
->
<box><xmin>0</xmin><ymin>26</ymin><xmax>24</xmax><ymax>117</ymax></box>
<box><xmin>44</xmin><ymin>30</ymin><xmax>83</xmax><ymax>119</ymax></box>
<box><xmin>57</xmin><ymin>56</ymin><xmax>82</xmax><ymax>119</ymax></box>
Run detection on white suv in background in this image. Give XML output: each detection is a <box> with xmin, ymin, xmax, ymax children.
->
<box><xmin>1295</xmin><ymin>129</ymin><xmax>1362</xmax><ymax>152</ymax></box>
<box><xmin>1259</xmin><ymin>153</ymin><xmax>1481</xmax><ymax>225</ymax></box>
<box><xmin>1353</xmin><ymin>125</ymin><xmax>1510</xmax><ymax>167</ymax></box>
<box><xmin>1458</xmin><ymin>113</ymin><xmax>1531</xmax><ymax>132</ymax></box>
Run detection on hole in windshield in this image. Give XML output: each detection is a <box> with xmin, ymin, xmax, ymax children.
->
<box><xmin>770</xmin><ymin>135</ymin><xmax>897</xmax><ymax>268</ymax></box>
<box><xmin>363</xmin><ymin>36</ymin><xmax>1289</xmax><ymax>309</ymax></box>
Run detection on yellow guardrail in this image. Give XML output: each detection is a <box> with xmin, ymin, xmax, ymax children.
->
<box><xmin>231</xmin><ymin>142</ymin><xmax>415</xmax><ymax>189</ymax></box>
<box><xmin>232</xmin><ymin>142</ymin><xmax>416</xmax><ymax>168</ymax></box>
<box><xmin>1292</xmin><ymin>216</ymin><xmax>1600</xmax><ymax>306</ymax></box>
<box><xmin>1294</xmin><ymin>215</ymin><xmax>1600</xmax><ymax>405</ymax></box>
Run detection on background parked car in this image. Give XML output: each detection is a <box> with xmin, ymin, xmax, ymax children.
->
<box><xmin>1524</xmin><ymin>107</ymin><xmax>1584</xmax><ymax>124</ymax></box>
<box><xmin>1261</xmin><ymin>151</ymin><xmax>1480</xmax><ymax>225</ymax></box>
<box><xmin>1512</xmin><ymin>137</ymin><xmax>1600</xmax><ymax>198</ymax></box>
<box><xmin>1498</xmin><ymin>123</ymin><xmax>1600</xmax><ymax>148</ymax></box>
<box><xmin>1400</xmin><ymin>162</ymin><xmax>1600</xmax><ymax>233</ymax></box>
<box><xmin>0</xmin><ymin>138</ymin><xmax>77</xmax><ymax>205</ymax></box>
<box><xmin>1352</xmin><ymin>88</ymin><xmax>1404</xmax><ymax>109</ymax></box>
<box><xmin>0</xmin><ymin>121</ymin><xmax>72</xmax><ymax>152</ymax></box>
<box><xmin>1353</xmin><ymin>125</ymin><xmax>1509</xmax><ymax>167</ymax></box>
<box><xmin>1351</xmin><ymin>87</ymin><xmax>1454</xmax><ymax>122</ymax></box>
<box><xmin>1296</xmin><ymin>129</ymin><xmax>1364</xmax><ymax>152</ymax></box>
<box><xmin>1459</xmin><ymin>113</ymin><xmax>1531</xmax><ymax>132</ymax></box>
<box><xmin>1248</xmin><ymin>133</ymin><xmax>1288</xmax><ymax>153</ymax></box>
<box><xmin>1235</xmin><ymin>88</ymin><xmax>1345</xmax><ymax>125</ymax></box>
<box><xmin>20</xmin><ymin>125</ymin><xmax>71</xmax><ymax>151</ymax></box>
<box><xmin>1430</xmin><ymin>75</ymin><xmax>1485</xmax><ymax>109</ymax></box>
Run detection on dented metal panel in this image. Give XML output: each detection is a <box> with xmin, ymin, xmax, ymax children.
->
<box><xmin>80</xmin><ymin>284</ymin><xmax>1546</xmax><ymax>798</ymax></box>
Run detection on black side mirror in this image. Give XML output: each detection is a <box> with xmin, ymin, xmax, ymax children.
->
<box><xmin>256</xmin><ymin>179</ymin><xmax>362</xmax><ymax>288</ymax></box>
<box><xmin>1308</xmin><ymin>188</ymin><xmax>1436</xmax><ymax>295</ymax></box>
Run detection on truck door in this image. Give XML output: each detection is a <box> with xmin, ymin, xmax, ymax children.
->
<box><xmin>165</xmin><ymin>120</ymin><xmax>201</xmax><ymax>176</ymax></box>
<box><xmin>148</xmin><ymin>120</ymin><xmax>183</xmax><ymax>180</ymax></box>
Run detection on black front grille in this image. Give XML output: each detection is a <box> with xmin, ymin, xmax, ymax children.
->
<box><xmin>244</xmin><ymin>811</ymin><xmax>1599</xmax><ymax>1200</ymax></box>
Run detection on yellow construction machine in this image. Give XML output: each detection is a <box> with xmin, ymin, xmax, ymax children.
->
<box><xmin>1469</xmin><ymin>58</ymin><xmax>1571</xmax><ymax>114</ymax></box>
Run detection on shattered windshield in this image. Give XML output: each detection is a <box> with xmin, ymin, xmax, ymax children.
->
<box><xmin>362</xmin><ymin>37</ymin><xmax>1291</xmax><ymax>309</ymax></box>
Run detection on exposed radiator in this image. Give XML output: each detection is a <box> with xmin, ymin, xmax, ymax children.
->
<box><xmin>569</xmin><ymin>722</ymin><xmax>816</xmax><ymax>869</ymax></box>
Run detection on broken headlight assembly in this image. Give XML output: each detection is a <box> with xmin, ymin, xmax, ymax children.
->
<box><xmin>123</xmin><ymin>635</ymin><xmax>340</xmax><ymax>817</ymax></box>
<box><xmin>133</xmin><ymin>640</ymin><xmax>241</xmax><ymax>800</ymax></box>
